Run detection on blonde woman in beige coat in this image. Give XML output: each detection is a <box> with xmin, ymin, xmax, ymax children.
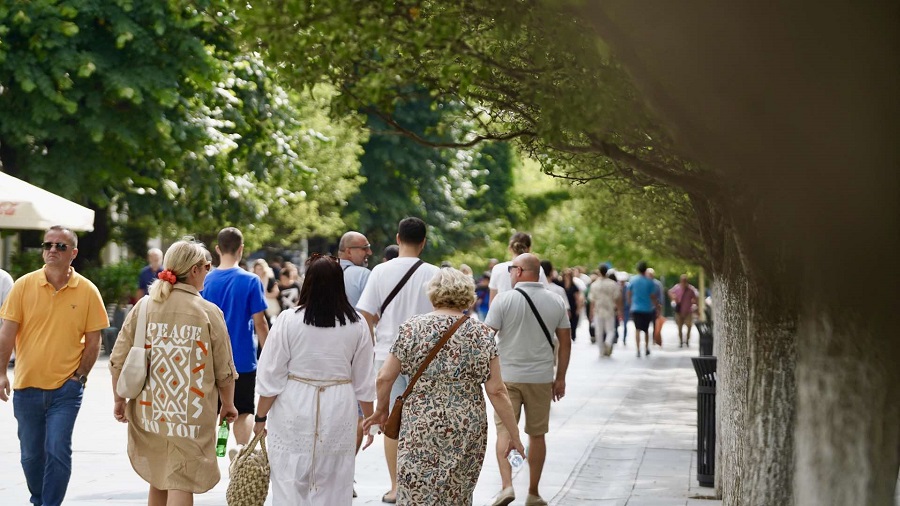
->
<box><xmin>110</xmin><ymin>240</ymin><xmax>238</xmax><ymax>506</ymax></box>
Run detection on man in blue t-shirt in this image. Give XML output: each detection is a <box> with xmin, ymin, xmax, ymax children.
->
<box><xmin>627</xmin><ymin>261</ymin><xmax>659</xmax><ymax>358</ymax></box>
<box><xmin>202</xmin><ymin>227</ymin><xmax>269</xmax><ymax>446</ymax></box>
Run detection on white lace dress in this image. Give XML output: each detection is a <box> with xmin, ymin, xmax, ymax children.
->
<box><xmin>256</xmin><ymin>309</ymin><xmax>375</xmax><ymax>505</ymax></box>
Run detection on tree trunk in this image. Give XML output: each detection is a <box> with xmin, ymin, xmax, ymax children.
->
<box><xmin>793</xmin><ymin>302</ymin><xmax>900</xmax><ymax>505</ymax></box>
<box><xmin>712</xmin><ymin>266</ymin><xmax>749</xmax><ymax>503</ymax></box>
<box><xmin>741</xmin><ymin>272</ymin><xmax>797</xmax><ymax>505</ymax></box>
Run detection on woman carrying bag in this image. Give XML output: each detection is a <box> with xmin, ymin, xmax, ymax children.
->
<box><xmin>364</xmin><ymin>268</ymin><xmax>524</xmax><ymax>505</ymax></box>
<box><xmin>109</xmin><ymin>239</ymin><xmax>238</xmax><ymax>506</ymax></box>
<box><xmin>254</xmin><ymin>254</ymin><xmax>376</xmax><ymax>505</ymax></box>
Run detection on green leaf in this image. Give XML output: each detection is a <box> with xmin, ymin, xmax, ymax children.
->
<box><xmin>59</xmin><ymin>21</ymin><xmax>79</xmax><ymax>37</ymax></box>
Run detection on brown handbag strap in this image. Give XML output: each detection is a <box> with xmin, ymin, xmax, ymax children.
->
<box><xmin>397</xmin><ymin>315</ymin><xmax>469</xmax><ymax>400</ymax></box>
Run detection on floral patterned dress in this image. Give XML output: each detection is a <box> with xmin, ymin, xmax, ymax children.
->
<box><xmin>390</xmin><ymin>314</ymin><xmax>499</xmax><ymax>505</ymax></box>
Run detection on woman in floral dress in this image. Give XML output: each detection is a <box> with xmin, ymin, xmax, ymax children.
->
<box><xmin>365</xmin><ymin>268</ymin><xmax>525</xmax><ymax>505</ymax></box>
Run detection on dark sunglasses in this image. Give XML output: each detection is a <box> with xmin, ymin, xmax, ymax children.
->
<box><xmin>41</xmin><ymin>242</ymin><xmax>70</xmax><ymax>252</ymax></box>
<box><xmin>347</xmin><ymin>244</ymin><xmax>372</xmax><ymax>251</ymax></box>
<box><xmin>508</xmin><ymin>265</ymin><xmax>522</xmax><ymax>273</ymax></box>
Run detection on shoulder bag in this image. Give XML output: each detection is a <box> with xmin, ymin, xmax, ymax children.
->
<box><xmin>383</xmin><ymin>315</ymin><xmax>469</xmax><ymax>439</ymax></box>
<box><xmin>116</xmin><ymin>296</ymin><xmax>151</xmax><ymax>399</ymax></box>
<box><xmin>379</xmin><ymin>259</ymin><xmax>425</xmax><ymax>316</ymax></box>
<box><xmin>515</xmin><ymin>287</ymin><xmax>555</xmax><ymax>352</ymax></box>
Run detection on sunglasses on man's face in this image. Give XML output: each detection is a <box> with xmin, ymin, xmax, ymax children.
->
<box><xmin>41</xmin><ymin>242</ymin><xmax>70</xmax><ymax>252</ymax></box>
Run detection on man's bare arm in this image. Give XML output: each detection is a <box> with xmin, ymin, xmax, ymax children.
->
<box><xmin>74</xmin><ymin>330</ymin><xmax>101</xmax><ymax>378</ymax></box>
<box><xmin>252</xmin><ymin>311</ymin><xmax>269</xmax><ymax>349</ymax></box>
<box><xmin>358</xmin><ymin>310</ymin><xmax>378</xmax><ymax>344</ymax></box>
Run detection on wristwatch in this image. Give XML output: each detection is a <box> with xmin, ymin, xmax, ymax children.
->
<box><xmin>74</xmin><ymin>373</ymin><xmax>87</xmax><ymax>387</ymax></box>
<box><xmin>254</xmin><ymin>415</ymin><xmax>267</xmax><ymax>423</ymax></box>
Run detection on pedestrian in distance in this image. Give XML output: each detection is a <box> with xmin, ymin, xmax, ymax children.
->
<box><xmin>356</xmin><ymin>217</ymin><xmax>441</xmax><ymax>504</ymax></box>
<box><xmin>253</xmin><ymin>258</ymin><xmax>282</xmax><ymax>324</ymax></box>
<box><xmin>668</xmin><ymin>274</ymin><xmax>700</xmax><ymax>347</ymax></box>
<box><xmin>484</xmin><ymin>253</ymin><xmax>571</xmax><ymax>506</ymax></box>
<box><xmin>254</xmin><ymin>254</ymin><xmax>376</xmax><ymax>505</ymax></box>
<box><xmin>0</xmin><ymin>226</ymin><xmax>110</xmax><ymax>506</ymax></box>
<box><xmin>627</xmin><ymin>261</ymin><xmax>658</xmax><ymax>357</ymax></box>
<box><xmin>136</xmin><ymin>247</ymin><xmax>163</xmax><ymax>300</ymax></box>
<box><xmin>560</xmin><ymin>269</ymin><xmax>583</xmax><ymax>340</ymax></box>
<box><xmin>590</xmin><ymin>265</ymin><xmax>623</xmax><ymax>357</ymax></box>
<box><xmin>202</xmin><ymin>227</ymin><xmax>270</xmax><ymax>447</ymax></box>
<box><xmin>488</xmin><ymin>232</ymin><xmax>548</xmax><ymax>305</ymax></box>
<box><xmin>109</xmin><ymin>239</ymin><xmax>238</xmax><ymax>506</ymax></box>
<box><xmin>382</xmin><ymin>244</ymin><xmax>399</xmax><ymax>262</ymax></box>
<box><xmin>364</xmin><ymin>268</ymin><xmax>525</xmax><ymax>505</ymax></box>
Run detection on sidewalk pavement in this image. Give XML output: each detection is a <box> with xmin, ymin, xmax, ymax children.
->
<box><xmin>0</xmin><ymin>319</ymin><xmax>722</xmax><ymax>506</ymax></box>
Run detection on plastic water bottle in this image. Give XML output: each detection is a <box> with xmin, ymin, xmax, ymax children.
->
<box><xmin>507</xmin><ymin>449</ymin><xmax>524</xmax><ymax>469</ymax></box>
<box><xmin>216</xmin><ymin>420</ymin><xmax>229</xmax><ymax>457</ymax></box>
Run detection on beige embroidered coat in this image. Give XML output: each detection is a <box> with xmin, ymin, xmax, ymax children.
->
<box><xmin>109</xmin><ymin>283</ymin><xmax>237</xmax><ymax>492</ymax></box>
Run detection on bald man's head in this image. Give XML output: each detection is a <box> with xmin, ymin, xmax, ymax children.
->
<box><xmin>512</xmin><ymin>253</ymin><xmax>541</xmax><ymax>282</ymax></box>
<box><xmin>338</xmin><ymin>231</ymin><xmax>371</xmax><ymax>265</ymax></box>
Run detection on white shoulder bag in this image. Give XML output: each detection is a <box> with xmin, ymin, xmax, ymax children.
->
<box><xmin>116</xmin><ymin>296</ymin><xmax>151</xmax><ymax>399</ymax></box>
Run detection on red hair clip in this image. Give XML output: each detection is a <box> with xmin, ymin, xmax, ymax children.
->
<box><xmin>157</xmin><ymin>270</ymin><xmax>177</xmax><ymax>285</ymax></box>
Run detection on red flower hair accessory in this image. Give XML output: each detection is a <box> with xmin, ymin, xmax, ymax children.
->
<box><xmin>157</xmin><ymin>270</ymin><xmax>177</xmax><ymax>285</ymax></box>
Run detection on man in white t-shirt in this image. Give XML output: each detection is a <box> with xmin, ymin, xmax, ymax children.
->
<box><xmin>356</xmin><ymin>217</ymin><xmax>440</xmax><ymax>504</ymax></box>
<box><xmin>484</xmin><ymin>254</ymin><xmax>570</xmax><ymax>506</ymax></box>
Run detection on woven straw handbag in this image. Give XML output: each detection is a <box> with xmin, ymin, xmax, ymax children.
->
<box><xmin>226</xmin><ymin>430</ymin><xmax>270</xmax><ymax>506</ymax></box>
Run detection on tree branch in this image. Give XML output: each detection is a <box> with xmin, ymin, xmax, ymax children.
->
<box><xmin>365</xmin><ymin>107</ymin><xmax>536</xmax><ymax>148</ymax></box>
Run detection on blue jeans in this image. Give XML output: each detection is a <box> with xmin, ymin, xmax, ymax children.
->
<box><xmin>13</xmin><ymin>380</ymin><xmax>84</xmax><ymax>506</ymax></box>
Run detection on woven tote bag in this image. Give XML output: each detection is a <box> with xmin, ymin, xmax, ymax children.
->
<box><xmin>226</xmin><ymin>430</ymin><xmax>270</xmax><ymax>506</ymax></box>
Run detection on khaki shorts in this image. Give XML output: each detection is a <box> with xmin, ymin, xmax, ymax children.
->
<box><xmin>494</xmin><ymin>382</ymin><xmax>553</xmax><ymax>436</ymax></box>
<box><xmin>675</xmin><ymin>312</ymin><xmax>694</xmax><ymax>326</ymax></box>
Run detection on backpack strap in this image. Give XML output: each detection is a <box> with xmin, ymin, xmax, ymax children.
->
<box><xmin>515</xmin><ymin>288</ymin><xmax>555</xmax><ymax>351</ymax></box>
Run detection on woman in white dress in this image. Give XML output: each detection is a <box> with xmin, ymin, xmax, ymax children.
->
<box><xmin>254</xmin><ymin>254</ymin><xmax>376</xmax><ymax>505</ymax></box>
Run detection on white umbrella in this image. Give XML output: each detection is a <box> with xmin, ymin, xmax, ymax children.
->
<box><xmin>0</xmin><ymin>172</ymin><xmax>94</xmax><ymax>231</ymax></box>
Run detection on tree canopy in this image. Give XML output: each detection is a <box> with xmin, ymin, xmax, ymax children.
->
<box><xmin>0</xmin><ymin>1</ymin><xmax>365</xmax><ymax>256</ymax></box>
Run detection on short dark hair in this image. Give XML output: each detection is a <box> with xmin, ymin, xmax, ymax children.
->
<box><xmin>297</xmin><ymin>256</ymin><xmax>360</xmax><ymax>327</ymax></box>
<box><xmin>217</xmin><ymin>227</ymin><xmax>243</xmax><ymax>255</ymax></box>
<box><xmin>636</xmin><ymin>260</ymin><xmax>648</xmax><ymax>274</ymax></box>
<box><xmin>540</xmin><ymin>260</ymin><xmax>553</xmax><ymax>277</ymax></box>
<box><xmin>599</xmin><ymin>265</ymin><xmax>609</xmax><ymax>276</ymax></box>
<box><xmin>397</xmin><ymin>217</ymin><xmax>427</xmax><ymax>244</ymax></box>
<box><xmin>383</xmin><ymin>245</ymin><xmax>399</xmax><ymax>261</ymax></box>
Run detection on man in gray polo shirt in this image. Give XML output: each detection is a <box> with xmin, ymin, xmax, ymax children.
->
<box><xmin>485</xmin><ymin>253</ymin><xmax>571</xmax><ymax>506</ymax></box>
<box><xmin>338</xmin><ymin>231</ymin><xmax>372</xmax><ymax>307</ymax></box>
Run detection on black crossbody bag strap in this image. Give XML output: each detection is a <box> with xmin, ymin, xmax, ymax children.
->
<box><xmin>515</xmin><ymin>288</ymin><xmax>555</xmax><ymax>351</ymax></box>
<box><xmin>379</xmin><ymin>259</ymin><xmax>425</xmax><ymax>316</ymax></box>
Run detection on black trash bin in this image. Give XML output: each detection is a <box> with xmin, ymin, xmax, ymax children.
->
<box><xmin>696</xmin><ymin>321</ymin><xmax>713</xmax><ymax>356</ymax></box>
<box><xmin>691</xmin><ymin>356</ymin><xmax>717</xmax><ymax>488</ymax></box>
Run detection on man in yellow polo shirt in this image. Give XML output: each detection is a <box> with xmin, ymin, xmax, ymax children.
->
<box><xmin>0</xmin><ymin>225</ymin><xmax>109</xmax><ymax>506</ymax></box>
